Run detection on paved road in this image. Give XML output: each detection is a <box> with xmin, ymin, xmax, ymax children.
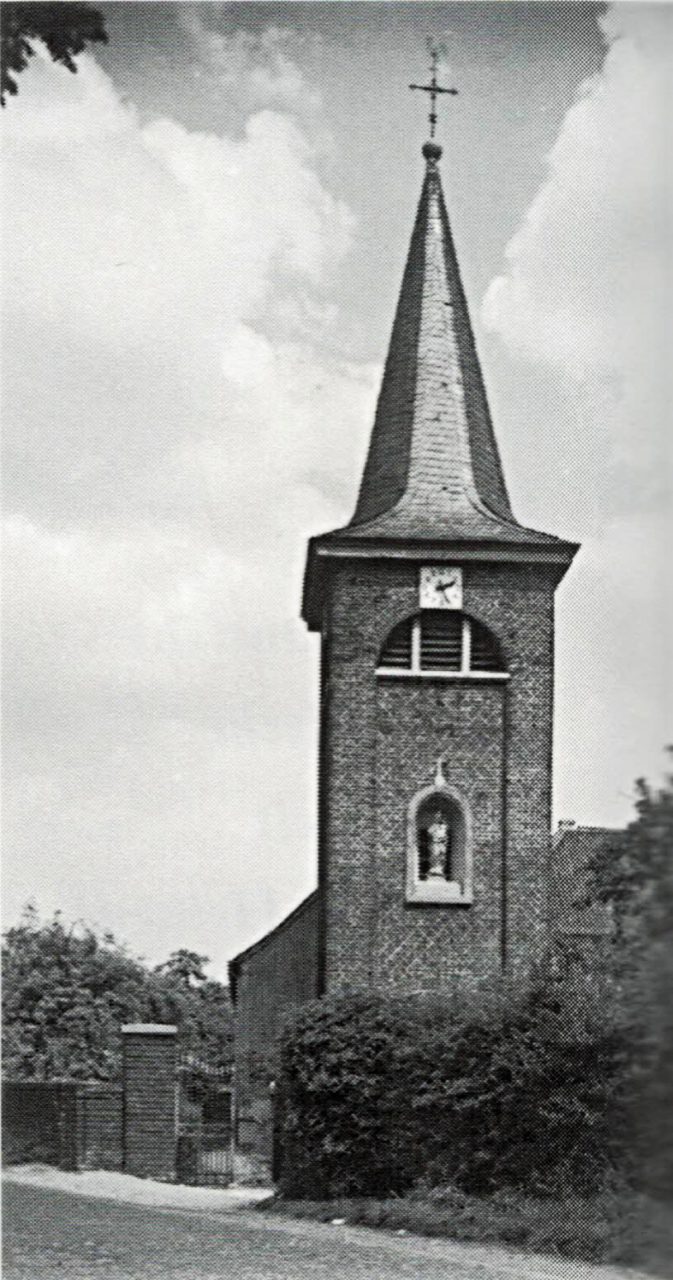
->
<box><xmin>3</xmin><ymin>1182</ymin><xmax>650</xmax><ymax>1280</ymax></box>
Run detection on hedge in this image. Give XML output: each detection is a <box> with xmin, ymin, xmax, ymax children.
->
<box><xmin>275</xmin><ymin>981</ymin><xmax>629</xmax><ymax>1200</ymax></box>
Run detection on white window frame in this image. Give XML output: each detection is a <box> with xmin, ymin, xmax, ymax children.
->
<box><xmin>377</xmin><ymin>615</ymin><xmax>510</xmax><ymax>681</ymax></box>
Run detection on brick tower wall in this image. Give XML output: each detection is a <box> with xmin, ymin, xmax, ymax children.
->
<box><xmin>319</xmin><ymin>557</ymin><xmax>556</xmax><ymax>995</ymax></box>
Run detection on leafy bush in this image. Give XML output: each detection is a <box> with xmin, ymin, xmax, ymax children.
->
<box><xmin>275</xmin><ymin>979</ymin><xmax>628</xmax><ymax>1200</ymax></box>
<box><xmin>276</xmin><ymin>761</ymin><xmax>673</xmax><ymax>1206</ymax></box>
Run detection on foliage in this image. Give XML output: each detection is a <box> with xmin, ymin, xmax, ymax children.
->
<box><xmin>157</xmin><ymin>950</ymin><xmax>210</xmax><ymax>987</ymax></box>
<box><xmin>276</xmin><ymin>763</ymin><xmax>673</xmax><ymax>1207</ymax></box>
<box><xmin>2</xmin><ymin>905</ymin><xmax>233</xmax><ymax>1081</ymax></box>
<box><xmin>586</xmin><ymin>756</ymin><xmax>673</xmax><ymax>1201</ymax></box>
<box><xmin>587</xmin><ymin>754</ymin><xmax>673</xmax><ymax>969</ymax></box>
<box><xmin>1</xmin><ymin>2</ymin><xmax>107</xmax><ymax>105</ymax></box>
<box><xmin>605</xmin><ymin>763</ymin><xmax>673</xmax><ymax>1022</ymax></box>
<box><xmin>262</xmin><ymin>1184</ymin><xmax>661</xmax><ymax>1268</ymax></box>
<box><xmin>276</xmin><ymin>979</ymin><xmax>626</xmax><ymax>1201</ymax></box>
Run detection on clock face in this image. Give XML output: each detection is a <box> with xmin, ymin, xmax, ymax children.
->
<box><xmin>420</xmin><ymin>565</ymin><xmax>463</xmax><ymax>610</ymax></box>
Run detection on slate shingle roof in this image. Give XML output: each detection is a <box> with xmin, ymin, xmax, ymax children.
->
<box><xmin>302</xmin><ymin>147</ymin><xmax>578</xmax><ymax>628</ymax></box>
<box><xmin>333</xmin><ymin>149</ymin><xmax>562</xmax><ymax>547</ymax></box>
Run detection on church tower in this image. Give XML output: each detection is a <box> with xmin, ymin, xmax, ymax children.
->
<box><xmin>302</xmin><ymin>137</ymin><xmax>578</xmax><ymax>995</ymax></box>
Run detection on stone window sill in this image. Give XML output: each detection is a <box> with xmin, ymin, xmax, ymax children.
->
<box><xmin>406</xmin><ymin>880</ymin><xmax>473</xmax><ymax>906</ymax></box>
<box><xmin>377</xmin><ymin>669</ymin><xmax>509</xmax><ymax>682</ymax></box>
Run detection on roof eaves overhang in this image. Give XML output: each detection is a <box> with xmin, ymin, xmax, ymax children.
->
<box><xmin>302</xmin><ymin>533</ymin><xmax>580</xmax><ymax>631</ymax></box>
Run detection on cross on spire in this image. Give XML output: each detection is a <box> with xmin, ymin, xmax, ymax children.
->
<box><xmin>409</xmin><ymin>42</ymin><xmax>458</xmax><ymax>141</ymax></box>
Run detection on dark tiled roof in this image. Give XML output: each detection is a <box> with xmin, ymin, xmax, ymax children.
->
<box><xmin>228</xmin><ymin>889</ymin><xmax>319</xmax><ymax>1003</ymax></box>
<box><xmin>551</xmin><ymin>826</ymin><xmax>625</xmax><ymax>937</ymax></box>
<box><xmin>337</xmin><ymin>152</ymin><xmax>554</xmax><ymax>545</ymax></box>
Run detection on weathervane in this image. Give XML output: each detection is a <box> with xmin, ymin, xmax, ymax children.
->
<box><xmin>409</xmin><ymin>41</ymin><xmax>458</xmax><ymax>140</ymax></box>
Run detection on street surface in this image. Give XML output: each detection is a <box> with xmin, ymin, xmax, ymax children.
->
<box><xmin>3</xmin><ymin>1181</ymin><xmax>652</xmax><ymax>1280</ymax></box>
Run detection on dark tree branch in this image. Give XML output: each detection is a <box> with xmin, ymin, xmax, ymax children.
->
<box><xmin>1</xmin><ymin>2</ymin><xmax>107</xmax><ymax>105</ymax></box>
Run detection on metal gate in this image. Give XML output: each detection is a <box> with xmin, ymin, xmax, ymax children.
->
<box><xmin>176</xmin><ymin>1120</ymin><xmax>233</xmax><ymax>1185</ymax></box>
<box><xmin>177</xmin><ymin>1056</ymin><xmax>233</xmax><ymax>1186</ymax></box>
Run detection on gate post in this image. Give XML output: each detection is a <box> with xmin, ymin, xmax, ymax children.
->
<box><xmin>122</xmin><ymin>1024</ymin><xmax>177</xmax><ymax>1179</ymax></box>
<box><xmin>269</xmin><ymin>1080</ymin><xmax>282</xmax><ymax>1184</ymax></box>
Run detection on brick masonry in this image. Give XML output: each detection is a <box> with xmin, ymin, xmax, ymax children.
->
<box><xmin>122</xmin><ymin>1024</ymin><xmax>177</xmax><ymax>1179</ymax></box>
<box><xmin>229</xmin><ymin>552</ymin><xmax>565</xmax><ymax>1159</ymax></box>
<box><xmin>229</xmin><ymin>148</ymin><xmax>582</xmax><ymax>1166</ymax></box>
<box><xmin>2</xmin><ymin>1080</ymin><xmax>123</xmax><ymax>1172</ymax></box>
<box><xmin>319</xmin><ymin>557</ymin><xmax>558</xmax><ymax>995</ymax></box>
<box><xmin>76</xmin><ymin>1082</ymin><xmax>123</xmax><ymax>1171</ymax></box>
<box><xmin>230</xmin><ymin>893</ymin><xmax>320</xmax><ymax>1158</ymax></box>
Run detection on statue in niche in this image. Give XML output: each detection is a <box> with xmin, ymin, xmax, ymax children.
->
<box><xmin>426</xmin><ymin>808</ymin><xmax>451</xmax><ymax>879</ymax></box>
<box><xmin>411</xmin><ymin>764</ymin><xmax>465</xmax><ymax>896</ymax></box>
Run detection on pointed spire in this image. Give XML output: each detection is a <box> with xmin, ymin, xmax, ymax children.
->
<box><xmin>302</xmin><ymin>140</ymin><xmax>578</xmax><ymax>630</ymax></box>
<box><xmin>345</xmin><ymin>143</ymin><xmax>521</xmax><ymax>540</ymax></box>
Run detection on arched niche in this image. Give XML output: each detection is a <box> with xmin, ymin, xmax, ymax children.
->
<box><xmin>406</xmin><ymin>773</ymin><xmax>473</xmax><ymax>905</ymax></box>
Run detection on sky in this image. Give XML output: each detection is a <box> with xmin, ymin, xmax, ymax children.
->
<box><xmin>2</xmin><ymin>2</ymin><xmax>671</xmax><ymax>981</ymax></box>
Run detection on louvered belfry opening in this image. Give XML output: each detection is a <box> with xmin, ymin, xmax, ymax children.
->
<box><xmin>420</xmin><ymin>611</ymin><xmax>462</xmax><ymax>671</ymax></box>
<box><xmin>379</xmin><ymin>616</ymin><xmax>414</xmax><ymax>669</ymax></box>
<box><xmin>470</xmin><ymin>618</ymin><xmax>503</xmax><ymax>672</ymax></box>
<box><xmin>378</xmin><ymin>612</ymin><xmax>504</xmax><ymax>675</ymax></box>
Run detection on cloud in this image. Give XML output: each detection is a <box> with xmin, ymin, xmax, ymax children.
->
<box><xmin>3</xmin><ymin>516</ymin><xmax>241</xmax><ymax>714</ymax></box>
<box><xmin>177</xmin><ymin>9</ymin><xmax>322</xmax><ymax>116</ymax></box>
<box><xmin>1</xmin><ymin>46</ymin><xmax>375</xmax><ymax>970</ymax></box>
<box><xmin>482</xmin><ymin>4</ymin><xmax>672</xmax><ymax>507</ymax></box>
<box><xmin>2</xmin><ymin>48</ymin><xmax>362</xmax><ymax>531</ymax></box>
<box><xmin>482</xmin><ymin>4</ymin><xmax>672</xmax><ymax>818</ymax></box>
<box><xmin>3</xmin><ymin>52</ymin><xmax>351</xmax><ymax>351</ymax></box>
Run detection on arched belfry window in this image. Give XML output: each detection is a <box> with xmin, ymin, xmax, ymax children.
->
<box><xmin>406</xmin><ymin>762</ymin><xmax>473</xmax><ymax>905</ymax></box>
<box><xmin>378</xmin><ymin>611</ymin><xmax>506</xmax><ymax>678</ymax></box>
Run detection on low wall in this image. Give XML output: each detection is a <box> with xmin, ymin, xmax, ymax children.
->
<box><xmin>3</xmin><ymin>1082</ymin><xmax>78</xmax><ymax>1169</ymax></box>
<box><xmin>3</xmin><ymin>1025</ymin><xmax>177</xmax><ymax>1178</ymax></box>
<box><xmin>76</xmin><ymin>1082</ymin><xmax>124</xmax><ymax>1171</ymax></box>
<box><xmin>4</xmin><ymin>1080</ymin><xmax>121</xmax><ymax>1173</ymax></box>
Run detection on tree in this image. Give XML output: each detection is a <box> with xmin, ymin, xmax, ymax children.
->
<box><xmin>2</xmin><ymin>906</ymin><xmax>233</xmax><ymax>1081</ymax></box>
<box><xmin>1</xmin><ymin>2</ymin><xmax>107</xmax><ymax>105</ymax></box>
<box><xmin>585</xmin><ymin>755</ymin><xmax>673</xmax><ymax>1021</ymax></box>
<box><xmin>154</xmin><ymin>950</ymin><xmax>234</xmax><ymax>1077</ymax></box>
<box><xmin>586</xmin><ymin>755</ymin><xmax>673</xmax><ymax>1200</ymax></box>
<box><xmin>156</xmin><ymin>949</ymin><xmax>210</xmax><ymax>988</ymax></box>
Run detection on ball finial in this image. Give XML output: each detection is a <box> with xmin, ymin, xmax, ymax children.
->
<box><xmin>422</xmin><ymin>140</ymin><xmax>443</xmax><ymax>164</ymax></box>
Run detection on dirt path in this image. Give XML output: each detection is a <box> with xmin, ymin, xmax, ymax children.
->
<box><xmin>3</xmin><ymin>1180</ymin><xmax>653</xmax><ymax>1280</ymax></box>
